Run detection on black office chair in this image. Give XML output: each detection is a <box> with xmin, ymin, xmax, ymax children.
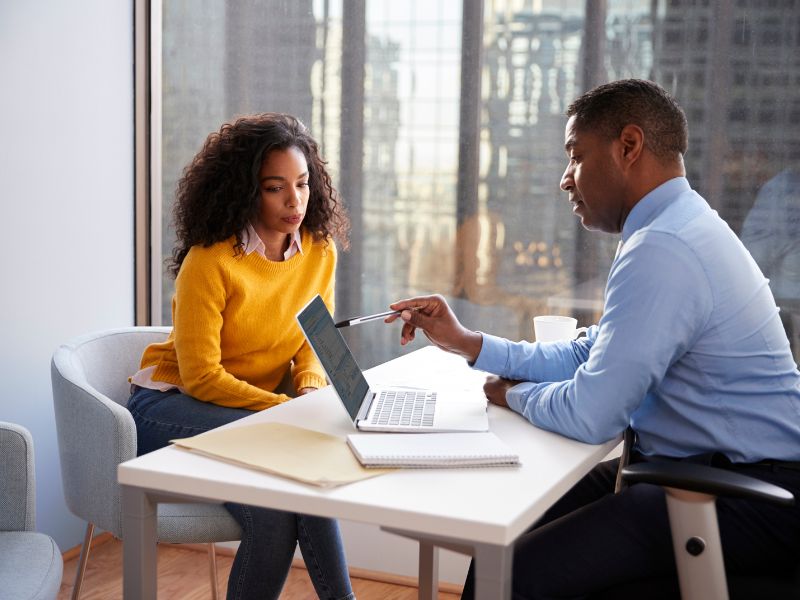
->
<box><xmin>606</xmin><ymin>461</ymin><xmax>798</xmax><ymax>600</ymax></box>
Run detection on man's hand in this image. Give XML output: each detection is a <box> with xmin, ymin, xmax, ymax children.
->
<box><xmin>483</xmin><ymin>375</ymin><xmax>520</xmax><ymax>408</ymax></box>
<box><xmin>297</xmin><ymin>387</ymin><xmax>317</xmax><ymax>396</ymax></box>
<box><xmin>386</xmin><ymin>294</ymin><xmax>483</xmax><ymax>362</ymax></box>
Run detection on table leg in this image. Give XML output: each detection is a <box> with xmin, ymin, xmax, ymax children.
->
<box><xmin>381</xmin><ymin>527</ymin><xmax>512</xmax><ymax>600</ymax></box>
<box><xmin>418</xmin><ymin>540</ymin><xmax>439</xmax><ymax>600</ymax></box>
<box><xmin>121</xmin><ymin>485</ymin><xmax>158</xmax><ymax>599</ymax></box>
<box><xmin>473</xmin><ymin>542</ymin><xmax>513</xmax><ymax>600</ymax></box>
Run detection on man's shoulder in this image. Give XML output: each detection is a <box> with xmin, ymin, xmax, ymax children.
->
<box><xmin>648</xmin><ymin>190</ymin><xmax>708</xmax><ymax>231</ymax></box>
<box><xmin>631</xmin><ymin>192</ymin><xmax>722</xmax><ymax>252</ymax></box>
<box><xmin>621</xmin><ymin>199</ymin><xmax>715</xmax><ymax>285</ymax></box>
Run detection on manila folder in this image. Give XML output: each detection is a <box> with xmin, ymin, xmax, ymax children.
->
<box><xmin>171</xmin><ymin>422</ymin><xmax>394</xmax><ymax>487</ymax></box>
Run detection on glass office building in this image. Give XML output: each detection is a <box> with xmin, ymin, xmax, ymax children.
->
<box><xmin>156</xmin><ymin>0</ymin><xmax>800</xmax><ymax>366</ymax></box>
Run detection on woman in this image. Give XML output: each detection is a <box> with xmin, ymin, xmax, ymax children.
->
<box><xmin>127</xmin><ymin>113</ymin><xmax>354</xmax><ymax>600</ymax></box>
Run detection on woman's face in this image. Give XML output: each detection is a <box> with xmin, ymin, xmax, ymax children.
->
<box><xmin>254</xmin><ymin>146</ymin><xmax>310</xmax><ymax>246</ymax></box>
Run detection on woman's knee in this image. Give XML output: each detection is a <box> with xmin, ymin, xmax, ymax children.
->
<box><xmin>226</xmin><ymin>504</ymin><xmax>297</xmax><ymax>536</ymax></box>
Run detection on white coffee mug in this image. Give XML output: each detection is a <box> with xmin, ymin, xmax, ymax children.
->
<box><xmin>533</xmin><ymin>315</ymin><xmax>588</xmax><ymax>342</ymax></box>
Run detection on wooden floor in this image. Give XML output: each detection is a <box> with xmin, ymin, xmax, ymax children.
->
<box><xmin>58</xmin><ymin>536</ymin><xmax>462</xmax><ymax>599</ymax></box>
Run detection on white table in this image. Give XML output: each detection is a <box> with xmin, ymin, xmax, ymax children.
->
<box><xmin>119</xmin><ymin>346</ymin><xmax>618</xmax><ymax>599</ymax></box>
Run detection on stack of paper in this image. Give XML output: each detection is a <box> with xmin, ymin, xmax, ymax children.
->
<box><xmin>171</xmin><ymin>422</ymin><xmax>395</xmax><ymax>487</ymax></box>
<box><xmin>346</xmin><ymin>431</ymin><xmax>520</xmax><ymax>468</ymax></box>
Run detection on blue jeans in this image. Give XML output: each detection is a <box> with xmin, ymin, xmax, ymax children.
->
<box><xmin>128</xmin><ymin>386</ymin><xmax>355</xmax><ymax>600</ymax></box>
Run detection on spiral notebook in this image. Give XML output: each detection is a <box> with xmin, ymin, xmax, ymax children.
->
<box><xmin>346</xmin><ymin>431</ymin><xmax>520</xmax><ymax>468</ymax></box>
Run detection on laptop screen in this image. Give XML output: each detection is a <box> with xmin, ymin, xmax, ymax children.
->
<box><xmin>296</xmin><ymin>295</ymin><xmax>370</xmax><ymax>421</ymax></box>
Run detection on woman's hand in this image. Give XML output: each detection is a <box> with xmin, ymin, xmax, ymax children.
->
<box><xmin>297</xmin><ymin>387</ymin><xmax>317</xmax><ymax>396</ymax></box>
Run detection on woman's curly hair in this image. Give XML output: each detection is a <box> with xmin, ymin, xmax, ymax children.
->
<box><xmin>168</xmin><ymin>113</ymin><xmax>349</xmax><ymax>277</ymax></box>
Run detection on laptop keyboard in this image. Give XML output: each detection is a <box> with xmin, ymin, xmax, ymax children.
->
<box><xmin>369</xmin><ymin>389</ymin><xmax>437</xmax><ymax>427</ymax></box>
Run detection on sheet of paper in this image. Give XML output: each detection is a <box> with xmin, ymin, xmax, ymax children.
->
<box><xmin>171</xmin><ymin>422</ymin><xmax>395</xmax><ymax>488</ymax></box>
<box><xmin>347</xmin><ymin>431</ymin><xmax>520</xmax><ymax>468</ymax></box>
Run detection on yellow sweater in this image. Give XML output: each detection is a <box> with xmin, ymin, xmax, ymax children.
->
<box><xmin>138</xmin><ymin>230</ymin><xmax>335</xmax><ymax>410</ymax></box>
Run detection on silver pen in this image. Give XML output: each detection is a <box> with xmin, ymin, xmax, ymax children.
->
<box><xmin>334</xmin><ymin>309</ymin><xmax>403</xmax><ymax>328</ymax></box>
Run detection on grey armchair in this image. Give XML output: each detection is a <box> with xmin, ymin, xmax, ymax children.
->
<box><xmin>51</xmin><ymin>327</ymin><xmax>241</xmax><ymax>600</ymax></box>
<box><xmin>0</xmin><ymin>421</ymin><xmax>63</xmax><ymax>600</ymax></box>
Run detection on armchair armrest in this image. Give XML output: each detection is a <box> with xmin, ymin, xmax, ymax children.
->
<box><xmin>0</xmin><ymin>421</ymin><xmax>35</xmax><ymax>531</ymax></box>
<box><xmin>621</xmin><ymin>461</ymin><xmax>795</xmax><ymax>506</ymax></box>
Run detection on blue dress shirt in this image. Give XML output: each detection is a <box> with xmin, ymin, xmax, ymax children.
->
<box><xmin>474</xmin><ymin>177</ymin><xmax>800</xmax><ymax>462</ymax></box>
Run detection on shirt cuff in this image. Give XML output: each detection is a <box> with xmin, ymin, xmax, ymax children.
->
<box><xmin>505</xmin><ymin>381</ymin><xmax>537</xmax><ymax>415</ymax></box>
<box><xmin>472</xmin><ymin>332</ymin><xmax>510</xmax><ymax>374</ymax></box>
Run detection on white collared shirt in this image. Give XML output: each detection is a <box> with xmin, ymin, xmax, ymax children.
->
<box><xmin>243</xmin><ymin>223</ymin><xmax>304</xmax><ymax>261</ymax></box>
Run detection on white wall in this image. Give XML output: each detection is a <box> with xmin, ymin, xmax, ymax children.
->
<box><xmin>338</xmin><ymin>522</ymin><xmax>470</xmax><ymax>584</ymax></box>
<box><xmin>0</xmin><ymin>0</ymin><xmax>134</xmax><ymax>550</ymax></box>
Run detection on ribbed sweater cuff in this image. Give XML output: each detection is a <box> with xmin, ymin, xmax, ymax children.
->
<box><xmin>295</xmin><ymin>372</ymin><xmax>328</xmax><ymax>391</ymax></box>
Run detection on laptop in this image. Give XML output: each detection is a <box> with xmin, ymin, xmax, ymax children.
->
<box><xmin>296</xmin><ymin>294</ymin><xmax>489</xmax><ymax>433</ymax></box>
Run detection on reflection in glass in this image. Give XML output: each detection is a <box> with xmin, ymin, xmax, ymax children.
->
<box><xmin>741</xmin><ymin>169</ymin><xmax>800</xmax><ymax>359</ymax></box>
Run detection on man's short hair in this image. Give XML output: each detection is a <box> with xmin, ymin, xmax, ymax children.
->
<box><xmin>566</xmin><ymin>79</ymin><xmax>688</xmax><ymax>163</ymax></box>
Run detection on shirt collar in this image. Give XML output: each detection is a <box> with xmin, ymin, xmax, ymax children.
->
<box><xmin>621</xmin><ymin>177</ymin><xmax>690</xmax><ymax>243</ymax></box>
<box><xmin>243</xmin><ymin>224</ymin><xmax>304</xmax><ymax>260</ymax></box>
<box><xmin>285</xmin><ymin>230</ymin><xmax>304</xmax><ymax>258</ymax></box>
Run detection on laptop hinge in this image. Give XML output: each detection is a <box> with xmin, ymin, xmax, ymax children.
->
<box><xmin>355</xmin><ymin>390</ymin><xmax>375</xmax><ymax>424</ymax></box>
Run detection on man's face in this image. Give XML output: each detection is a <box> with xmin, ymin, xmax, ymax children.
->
<box><xmin>560</xmin><ymin>116</ymin><xmax>626</xmax><ymax>233</ymax></box>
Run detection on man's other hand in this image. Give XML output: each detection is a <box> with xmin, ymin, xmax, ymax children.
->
<box><xmin>484</xmin><ymin>375</ymin><xmax>520</xmax><ymax>408</ymax></box>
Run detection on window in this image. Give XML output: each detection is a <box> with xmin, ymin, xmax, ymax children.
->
<box><xmin>143</xmin><ymin>0</ymin><xmax>800</xmax><ymax>364</ymax></box>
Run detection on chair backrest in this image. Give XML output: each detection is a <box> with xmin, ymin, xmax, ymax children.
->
<box><xmin>51</xmin><ymin>327</ymin><xmax>171</xmax><ymax>535</ymax></box>
<box><xmin>71</xmin><ymin>327</ymin><xmax>171</xmax><ymax>405</ymax></box>
<box><xmin>0</xmin><ymin>421</ymin><xmax>35</xmax><ymax>532</ymax></box>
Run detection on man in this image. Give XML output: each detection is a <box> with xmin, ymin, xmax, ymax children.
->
<box><xmin>387</xmin><ymin>79</ymin><xmax>800</xmax><ymax>598</ymax></box>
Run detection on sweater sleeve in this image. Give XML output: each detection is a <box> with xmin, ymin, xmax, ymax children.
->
<box><xmin>291</xmin><ymin>241</ymin><xmax>336</xmax><ymax>391</ymax></box>
<box><xmin>173</xmin><ymin>247</ymin><xmax>291</xmax><ymax>410</ymax></box>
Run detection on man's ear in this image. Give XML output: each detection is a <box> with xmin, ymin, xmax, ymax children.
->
<box><xmin>617</xmin><ymin>124</ymin><xmax>644</xmax><ymax>169</ymax></box>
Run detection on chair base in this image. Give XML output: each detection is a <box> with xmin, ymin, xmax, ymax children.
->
<box><xmin>71</xmin><ymin>522</ymin><xmax>94</xmax><ymax>600</ymax></box>
<box><xmin>208</xmin><ymin>543</ymin><xmax>220</xmax><ymax>600</ymax></box>
<box><xmin>71</xmin><ymin>523</ymin><xmax>220</xmax><ymax>600</ymax></box>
